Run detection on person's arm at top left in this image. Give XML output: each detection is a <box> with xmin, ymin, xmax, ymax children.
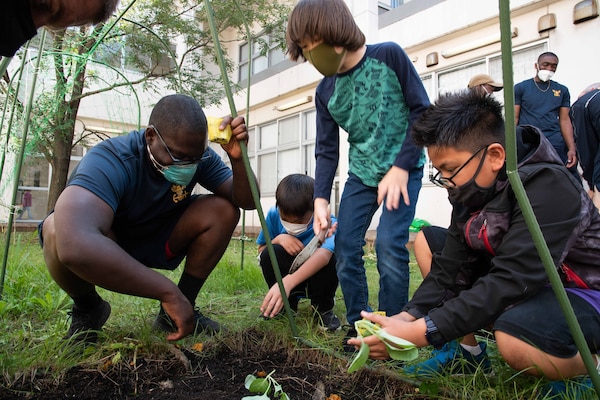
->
<box><xmin>559</xmin><ymin>106</ymin><xmax>577</xmax><ymax>168</ymax></box>
<box><xmin>212</xmin><ymin>116</ymin><xmax>258</xmax><ymax>209</ymax></box>
<box><xmin>379</xmin><ymin>43</ymin><xmax>430</xmax><ymax>210</ymax></box>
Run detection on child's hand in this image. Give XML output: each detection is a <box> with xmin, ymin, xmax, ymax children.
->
<box><xmin>272</xmin><ymin>234</ymin><xmax>304</xmax><ymax>256</ymax></box>
<box><xmin>260</xmin><ymin>282</ymin><xmax>291</xmax><ymax>318</ymax></box>
<box><xmin>313</xmin><ymin>198</ymin><xmax>331</xmax><ymax>236</ymax></box>
<box><xmin>377</xmin><ymin>166</ymin><xmax>410</xmax><ymax>210</ymax></box>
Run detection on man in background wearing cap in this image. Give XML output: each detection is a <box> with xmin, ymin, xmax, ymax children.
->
<box><xmin>468</xmin><ymin>74</ymin><xmax>503</xmax><ymax>96</ymax></box>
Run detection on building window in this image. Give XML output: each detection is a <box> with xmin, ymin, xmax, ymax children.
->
<box><xmin>92</xmin><ymin>38</ymin><xmax>176</xmax><ymax>75</ymax></box>
<box><xmin>252</xmin><ymin>110</ymin><xmax>316</xmax><ymax>195</ymax></box>
<box><xmin>378</xmin><ymin>0</ymin><xmax>406</xmax><ymax>11</ymax></box>
<box><xmin>238</xmin><ymin>33</ymin><xmax>286</xmax><ymax>82</ymax></box>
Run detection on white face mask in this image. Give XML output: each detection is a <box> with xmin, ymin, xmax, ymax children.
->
<box><xmin>537</xmin><ymin>69</ymin><xmax>554</xmax><ymax>82</ymax></box>
<box><xmin>281</xmin><ymin>219</ymin><xmax>310</xmax><ymax>236</ymax></box>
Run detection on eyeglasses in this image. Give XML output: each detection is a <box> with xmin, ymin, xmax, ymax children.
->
<box><xmin>430</xmin><ymin>145</ymin><xmax>489</xmax><ymax>189</ymax></box>
<box><xmin>150</xmin><ymin>125</ymin><xmax>209</xmax><ymax>166</ymax></box>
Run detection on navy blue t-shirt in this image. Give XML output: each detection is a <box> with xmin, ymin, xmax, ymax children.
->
<box><xmin>515</xmin><ymin>78</ymin><xmax>571</xmax><ymax>150</ymax></box>
<box><xmin>68</xmin><ymin>129</ymin><xmax>232</xmax><ymax>241</ymax></box>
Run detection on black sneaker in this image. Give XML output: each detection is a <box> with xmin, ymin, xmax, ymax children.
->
<box><xmin>153</xmin><ymin>308</ymin><xmax>222</xmax><ymax>336</ymax></box>
<box><xmin>342</xmin><ymin>326</ymin><xmax>358</xmax><ymax>353</ymax></box>
<box><xmin>314</xmin><ymin>309</ymin><xmax>341</xmax><ymax>332</ymax></box>
<box><xmin>64</xmin><ymin>300</ymin><xmax>111</xmax><ymax>343</ymax></box>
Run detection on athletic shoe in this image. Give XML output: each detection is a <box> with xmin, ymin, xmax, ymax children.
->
<box><xmin>64</xmin><ymin>300</ymin><xmax>111</xmax><ymax>343</ymax></box>
<box><xmin>342</xmin><ymin>326</ymin><xmax>359</xmax><ymax>353</ymax></box>
<box><xmin>153</xmin><ymin>308</ymin><xmax>222</xmax><ymax>335</ymax></box>
<box><xmin>404</xmin><ymin>339</ymin><xmax>492</xmax><ymax>377</ymax></box>
<box><xmin>314</xmin><ymin>309</ymin><xmax>341</xmax><ymax>332</ymax></box>
<box><xmin>540</xmin><ymin>376</ymin><xmax>596</xmax><ymax>399</ymax></box>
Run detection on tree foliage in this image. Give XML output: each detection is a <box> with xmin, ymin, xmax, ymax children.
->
<box><xmin>9</xmin><ymin>0</ymin><xmax>291</xmax><ymax>212</ymax></box>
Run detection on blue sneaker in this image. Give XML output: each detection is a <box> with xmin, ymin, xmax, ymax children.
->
<box><xmin>404</xmin><ymin>340</ymin><xmax>492</xmax><ymax>378</ymax></box>
<box><xmin>540</xmin><ymin>376</ymin><xmax>596</xmax><ymax>399</ymax></box>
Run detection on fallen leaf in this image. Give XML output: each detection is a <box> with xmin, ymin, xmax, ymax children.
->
<box><xmin>191</xmin><ymin>343</ymin><xmax>204</xmax><ymax>352</ymax></box>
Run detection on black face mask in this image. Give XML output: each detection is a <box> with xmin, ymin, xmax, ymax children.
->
<box><xmin>447</xmin><ymin>152</ymin><xmax>497</xmax><ymax>209</ymax></box>
<box><xmin>1</xmin><ymin>0</ymin><xmax>37</xmax><ymax>57</ymax></box>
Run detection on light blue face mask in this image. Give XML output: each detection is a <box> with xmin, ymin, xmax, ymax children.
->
<box><xmin>147</xmin><ymin>144</ymin><xmax>198</xmax><ymax>186</ymax></box>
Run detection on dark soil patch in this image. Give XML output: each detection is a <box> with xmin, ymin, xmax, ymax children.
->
<box><xmin>0</xmin><ymin>328</ymin><xmax>425</xmax><ymax>400</ymax></box>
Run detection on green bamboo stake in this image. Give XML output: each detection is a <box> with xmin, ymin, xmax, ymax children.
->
<box><xmin>499</xmin><ymin>0</ymin><xmax>600</xmax><ymax>394</ymax></box>
<box><xmin>203</xmin><ymin>0</ymin><xmax>299</xmax><ymax>338</ymax></box>
<box><xmin>0</xmin><ymin>50</ymin><xmax>28</xmax><ymax>182</ymax></box>
<box><xmin>0</xmin><ymin>57</ymin><xmax>11</xmax><ymax>84</ymax></box>
<box><xmin>0</xmin><ymin>31</ymin><xmax>47</xmax><ymax>299</ymax></box>
<box><xmin>233</xmin><ymin>0</ymin><xmax>255</xmax><ymax>271</ymax></box>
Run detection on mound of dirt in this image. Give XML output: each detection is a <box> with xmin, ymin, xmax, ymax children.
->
<box><xmin>0</xmin><ymin>328</ymin><xmax>424</xmax><ymax>400</ymax></box>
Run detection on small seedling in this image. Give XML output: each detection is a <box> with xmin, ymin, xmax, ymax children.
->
<box><xmin>347</xmin><ymin>319</ymin><xmax>418</xmax><ymax>373</ymax></box>
<box><xmin>243</xmin><ymin>370</ymin><xmax>290</xmax><ymax>400</ymax></box>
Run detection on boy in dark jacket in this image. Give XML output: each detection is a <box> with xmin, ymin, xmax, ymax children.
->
<box><xmin>349</xmin><ymin>90</ymin><xmax>600</xmax><ymax>394</ymax></box>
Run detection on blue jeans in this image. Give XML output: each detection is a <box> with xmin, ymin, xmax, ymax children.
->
<box><xmin>335</xmin><ymin>169</ymin><xmax>423</xmax><ymax>325</ymax></box>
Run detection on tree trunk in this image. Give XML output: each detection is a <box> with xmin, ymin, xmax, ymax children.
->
<box><xmin>47</xmin><ymin>133</ymin><xmax>72</xmax><ymax>213</ymax></box>
<box><xmin>44</xmin><ymin>28</ymin><xmax>92</xmax><ymax>212</ymax></box>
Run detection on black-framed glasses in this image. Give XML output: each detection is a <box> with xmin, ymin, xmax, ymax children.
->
<box><xmin>149</xmin><ymin>125</ymin><xmax>209</xmax><ymax>166</ymax></box>
<box><xmin>430</xmin><ymin>145</ymin><xmax>489</xmax><ymax>189</ymax></box>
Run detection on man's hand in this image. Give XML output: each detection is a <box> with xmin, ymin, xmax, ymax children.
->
<box><xmin>220</xmin><ymin>116</ymin><xmax>247</xmax><ymax>160</ymax></box>
<box><xmin>377</xmin><ymin>166</ymin><xmax>410</xmax><ymax>210</ymax></box>
<box><xmin>161</xmin><ymin>296</ymin><xmax>195</xmax><ymax>341</ymax></box>
<box><xmin>566</xmin><ymin>148</ymin><xmax>577</xmax><ymax>168</ymax></box>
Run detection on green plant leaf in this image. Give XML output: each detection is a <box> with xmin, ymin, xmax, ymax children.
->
<box><xmin>354</xmin><ymin>319</ymin><xmax>380</xmax><ymax>337</ymax></box>
<box><xmin>388</xmin><ymin>346</ymin><xmax>419</xmax><ymax>361</ymax></box>
<box><xmin>241</xmin><ymin>395</ymin><xmax>270</xmax><ymax>400</ymax></box>
<box><xmin>248</xmin><ymin>377</ymin><xmax>270</xmax><ymax>394</ymax></box>
<box><xmin>376</xmin><ymin>329</ymin><xmax>417</xmax><ymax>349</ymax></box>
<box><xmin>244</xmin><ymin>374</ymin><xmax>256</xmax><ymax>390</ymax></box>
<box><xmin>347</xmin><ymin>340</ymin><xmax>370</xmax><ymax>373</ymax></box>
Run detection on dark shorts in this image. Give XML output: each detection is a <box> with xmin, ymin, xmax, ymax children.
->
<box><xmin>494</xmin><ymin>287</ymin><xmax>600</xmax><ymax>358</ymax></box>
<box><xmin>38</xmin><ymin>206</ymin><xmax>189</xmax><ymax>272</ymax></box>
<box><xmin>123</xmin><ymin>214</ymin><xmax>186</xmax><ymax>271</ymax></box>
<box><xmin>421</xmin><ymin>225</ymin><xmax>448</xmax><ymax>253</ymax></box>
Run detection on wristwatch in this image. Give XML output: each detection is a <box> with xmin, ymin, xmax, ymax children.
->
<box><xmin>424</xmin><ymin>315</ymin><xmax>445</xmax><ymax>348</ymax></box>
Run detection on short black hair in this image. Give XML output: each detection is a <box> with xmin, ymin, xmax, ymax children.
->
<box><xmin>275</xmin><ymin>174</ymin><xmax>314</xmax><ymax>218</ymax></box>
<box><xmin>149</xmin><ymin>94</ymin><xmax>207</xmax><ymax>139</ymax></box>
<box><xmin>537</xmin><ymin>51</ymin><xmax>558</xmax><ymax>64</ymax></box>
<box><xmin>411</xmin><ymin>90</ymin><xmax>505</xmax><ymax>152</ymax></box>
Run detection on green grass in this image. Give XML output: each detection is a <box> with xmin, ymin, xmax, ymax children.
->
<box><xmin>0</xmin><ymin>233</ymin><xmax>586</xmax><ymax>399</ymax></box>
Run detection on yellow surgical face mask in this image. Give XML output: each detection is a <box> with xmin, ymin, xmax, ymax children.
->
<box><xmin>302</xmin><ymin>42</ymin><xmax>346</xmax><ymax>77</ymax></box>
